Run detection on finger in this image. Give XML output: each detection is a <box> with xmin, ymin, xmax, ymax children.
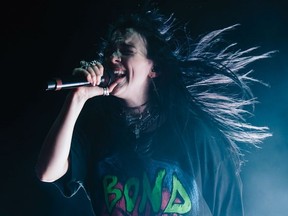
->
<box><xmin>72</xmin><ymin>68</ymin><xmax>91</xmax><ymax>81</ymax></box>
<box><xmin>75</xmin><ymin>60</ymin><xmax>104</xmax><ymax>86</ymax></box>
<box><xmin>107</xmin><ymin>81</ymin><xmax>119</xmax><ymax>93</ymax></box>
<box><xmin>87</xmin><ymin>67</ymin><xmax>97</xmax><ymax>86</ymax></box>
<box><xmin>73</xmin><ymin>68</ymin><xmax>96</xmax><ymax>87</ymax></box>
<box><xmin>87</xmin><ymin>64</ymin><xmax>103</xmax><ymax>86</ymax></box>
<box><xmin>92</xmin><ymin>61</ymin><xmax>104</xmax><ymax>85</ymax></box>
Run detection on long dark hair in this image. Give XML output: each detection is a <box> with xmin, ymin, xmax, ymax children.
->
<box><xmin>98</xmin><ymin>8</ymin><xmax>275</xmax><ymax>170</ymax></box>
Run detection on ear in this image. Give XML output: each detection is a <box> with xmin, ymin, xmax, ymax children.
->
<box><xmin>148</xmin><ymin>62</ymin><xmax>160</xmax><ymax>78</ymax></box>
<box><xmin>148</xmin><ymin>70</ymin><xmax>159</xmax><ymax>78</ymax></box>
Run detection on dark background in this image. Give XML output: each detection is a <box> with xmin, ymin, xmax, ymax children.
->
<box><xmin>1</xmin><ymin>0</ymin><xmax>287</xmax><ymax>215</ymax></box>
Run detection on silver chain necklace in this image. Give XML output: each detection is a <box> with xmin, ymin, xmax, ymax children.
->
<box><xmin>121</xmin><ymin>102</ymin><xmax>160</xmax><ymax>139</ymax></box>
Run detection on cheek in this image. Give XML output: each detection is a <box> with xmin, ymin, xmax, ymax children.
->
<box><xmin>135</xmin><ymin>66</ymin><xmax>151</xmax><ymax>80</ymax></box>
<box><xmin>127</xmin><ymin>57</ymin><xmax>153</xmax><ymax>78</ymax></box>
<box><xmin>135</xmin><ymin>59</ymin><xmax>153</xmax><ymax>73</ymax></box>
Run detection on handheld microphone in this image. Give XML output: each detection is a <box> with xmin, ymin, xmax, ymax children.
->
<box><xmin>45</xmin><ymin>72</ymin><xmax>114</xmax><ymax>91</ymax></box>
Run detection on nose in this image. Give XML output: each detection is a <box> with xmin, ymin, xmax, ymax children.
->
<box><xmin>110</xmin><ymin>50</ymin><xmax>121</xmax><ymax>63</ymax></box>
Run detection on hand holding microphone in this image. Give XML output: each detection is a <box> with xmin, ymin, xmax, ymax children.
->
<box><xmin>45</xmin><ymin>60</ymin><xmax>115</xmax><ymax>92</ymax></box>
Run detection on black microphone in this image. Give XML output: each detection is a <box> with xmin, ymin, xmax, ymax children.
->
<box><xmin>45</xmin><ymin>72</ymin><xmax>114</xmax><ymax>91</ymax></box>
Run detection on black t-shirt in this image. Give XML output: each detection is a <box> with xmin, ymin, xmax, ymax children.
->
<box><xmin>54</xmin><ymin>98</ymin><xmax>244</xmax><ymax>216</ymax></box>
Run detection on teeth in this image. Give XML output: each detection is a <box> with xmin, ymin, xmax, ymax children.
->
<box><xmin>114</xmin><ymin>70</ymin><xmax>125</xmax><ymax>75</ymax></box>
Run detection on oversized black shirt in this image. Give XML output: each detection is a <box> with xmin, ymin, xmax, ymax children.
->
<box><xmin>54</xmin><ymin>98</ymin><xmax>244</xmax><ymax>216</ymax></box>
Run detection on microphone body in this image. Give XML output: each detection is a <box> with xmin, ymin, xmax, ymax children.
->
<box><xmin>45</xmin><ymin>73</ymin><xmax>114</xmax><ymax>91</ymax></box>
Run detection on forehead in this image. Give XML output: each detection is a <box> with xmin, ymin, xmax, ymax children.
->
<box><xmin>110</xmin><ymin>28</ymin><xmax>148</xmax><ymax>52</ymax></box>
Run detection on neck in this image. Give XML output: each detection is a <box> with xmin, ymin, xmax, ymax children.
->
<box><xmin>122</xmin><ymin>87</ymin><xmax>150</xmax><ymax>108</ymax></box>
<box><xmin>122</xmin><ymin>101</ymin><xmax>149</xmax><ymax>115</ymax></box>
<box><xmin>122</xmin><ymin>96</ymin><xmax>149</xmax><ymax>111</ymax></box>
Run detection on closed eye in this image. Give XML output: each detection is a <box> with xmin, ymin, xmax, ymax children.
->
<box><xmin>120</xmin><ymin>44</ymin><xmax>136</xmax><ymax>56</ymax></box>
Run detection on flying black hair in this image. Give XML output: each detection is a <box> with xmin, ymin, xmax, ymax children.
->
<box><xmin>97</xmin><ymin>8</ymin><xmax>275</xmax><ymax>171</ymax></box>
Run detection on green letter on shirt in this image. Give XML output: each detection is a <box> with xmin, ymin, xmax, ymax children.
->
<box><xmin>139</xmin><ymin>169</ymin><xmax>166</xmax><ymax>213</ymax></box>
<box><xmin>103</xmin><ymin>175</ymin><xmax>122</xmax><ymax>213</ymax></box>
<box><xmin>124</xmin><ymin>177</ymin><xmax>140</xmax><ymax>212</ymax></box>
<box><xmin>164</xmin><ymin>174</ymin><xmax>191</xmax><ymax>213</ymax></box>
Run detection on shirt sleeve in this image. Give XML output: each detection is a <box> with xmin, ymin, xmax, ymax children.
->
<box><xmin>52</xmin><ymin>127</ymin><xmax>90</xmax><ymax>198</ymax></box>
<box><xmin>185</xmin><ymin>118</ymin><xmax>245</xmax><ymax>216</ymax></box>
<box><xmin>209</xmin><ymin>156</ymin><xmax>244</xmax><ymax>215</ymax></box>
<box><xmin>203</xmin><ymin>128</ymin><xmax>244</xmax><ymax>216</ymax></box>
